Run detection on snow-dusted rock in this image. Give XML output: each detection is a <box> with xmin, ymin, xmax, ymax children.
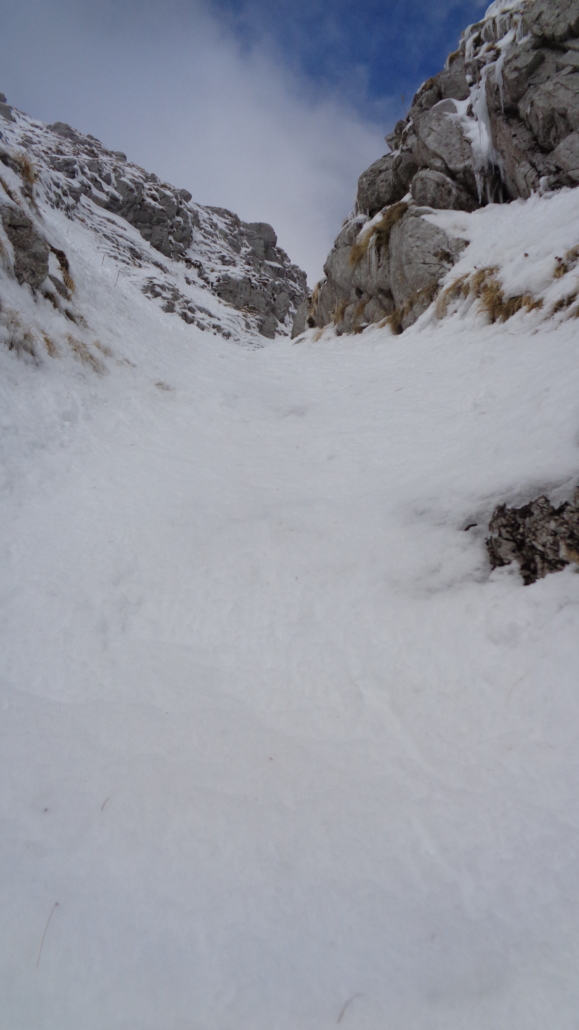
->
<box><xmin>0</xmin><ymin>101</ymin><xmax>307</xmax><ymax>343</ymax></box>
<box><xmin>0</xmin><ymin>204</ymin><xmax>49</xmax><ymax>289</ymax></box>
<box><xmin>299</xmin><ymin>0</ymin><xmax>579</xmax><ymax>337</ymax></box>
<box><xmin>488</xmin><ymin>489</ymin><xmax>579</xmax><ymax>584</ymax></box>
<box><xmin>389</xmin><ymin>209</ymin><xmax>465</xmax><ymax>327</ymax></box>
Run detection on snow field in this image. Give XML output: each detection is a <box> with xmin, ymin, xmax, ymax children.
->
<box><xmin>2</xmin><ymin>192</ymin><xmax>579</xmax><ymax>1027</ymax></box>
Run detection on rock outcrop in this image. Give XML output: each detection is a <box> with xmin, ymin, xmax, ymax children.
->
<box><xmin>487</xmin><ymin>488</ymin><xmax>579</xmax><ymax>584</ymax></box>
<box><xmin>297</xmin><ymin>0</ymin><xmax>579</xmax><ymax>337</ymax></box>
<box><xmin>0</xmin><ymin>102</ymin><xmax>307</xmax><ymax>342</ymax></box>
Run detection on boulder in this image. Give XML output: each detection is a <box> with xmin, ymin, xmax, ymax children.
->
<box><xmin>389</xmin><ymin>209</ymin><xmax>465</xmax><ymax>326</ymax></box>
<box><xmin>291</xmin><ymin>299</ymin><xmax>310</xmax><ymax>338</ymax></box>
<box><xmin>551</xmin><ymin>130</ymin><xmax>579</xmax><ymax>179</ymax></box>
<box><xmin>519</xmin><ymin>70</ymin><xmax>579</xmax><ymax>150</ymax></box>
<box><xmin>411</xmin><ymin>169</ymin><xmax>478</xmax><ymax>211</ymax></box>
<box><xmin>356</xmin><ymin>153</ymin><xmax>405</xmax><ymax>216</ymax></box>
<box><xmin>412</xmin><ymin>100</ymin><xmax>477</xmax><ymax>196</ymax></box>
<box><xmin>48</xmin><ymin>121</ymin><xmax>82</xmax><ymax>140</ymax></box>
<box><xmin>523</xmin><ymin>0</ymin><xmax>579</xmax><ymax>42</ymax></box>
<box><xmin>0</xmin><ymin>204</ymin><xmax>49</xmax><ymax>289</ymax></box>
<box><xmin>0</xmin><ymin>103</ymin><xmax>14</xmax><ymax>123</ymax></box>
<box><xmin>245</xmin><ymin>223</ymin><xmax>278</xmax><ymax>262</ymax></box>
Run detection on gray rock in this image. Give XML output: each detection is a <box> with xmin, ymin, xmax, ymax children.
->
<box><xmin>486</xmin><ymin>108</ymin><xmax>548</xmax><ymax>198</ymax></box>
<box><xmin>215</xmin><ymin>275</ymin><xmax>267</xmax><ymax>314</ymax></box>
<box><xmin>273</xmin><ymin>290</ymin><xmax>290</xmax><ymax>321</ymax></box>
<box><xmin>551</xmin><ymin>130</ymin><xmax>579</xmax><ymax>178</ymax></box>
<box><xmin>408</xmin><ymin>56</ymin><xmax>470</xmax><ymax>123</ymax></box>
<box><xmin>524</xmin><ymin>0</ymin><xmax>579</xmax><ymax>42</ymax></box>
<box><xmin>412</xmin><ymin>100</ymin><xmax>477</xmax><ymax>196</ymax></box>
<box><xmin>356</xmin><ymin>153</ymin><xmax>407</xmax><ymax>217</ymax></box>
<box><xmin>0</xmin><ymin>93</ymin><xmax>6</xmax><ymax>103</ymax></box>
<box><xmin>519</xmin><ymin>70</ymin><xmax>579</xmax><ymax>149</ymax></box>
<box><xmin>0</xmin><ymin>103</ymin><xmax>14</xmax><ymax>122</ymax></box>
<box><xmin>487</xmin><ymin>488</ymin><xmax>579</xmax><ymax>584</ymax></box>
<box><xmin>389</xmin><ymin>209</ymin><xmax>465</xmax><ymax>326</ymax></box>
<box><xmin>492</xmin><ymin>46</ymin><xmax>546</xmax><ymax>111</ymax></box>
<box><xmin>291</xmin><ymin>299</ymin><xmax>310</xmax><ymax>338</ymax></box>
<box><xmin>48</xmin><ymin>121</ymin><xmax>81</xmax><ymax>140</ymax></box>
<box><xmin>557</xmin><ymin>49</ymin><xmax>579</xmax><ymax>69</ymax></box>
<box><xmin>0</xmin><ymin>204</ymin><xmax>49</xmax><ymax>289</ymax></box>
<box><xmin>411</xmin><ymin>169</ymin><xmax>478</xmax><ymax>211</ymax></box>
<box><xmin>259</xmin><ymin>314</ymin><xmax>277</xmax><ymax>339</ymax></box>
<box><xmin>437</xmin><ymin>55</ymin><xmax>470</xmax><ymax>102</ymax></box>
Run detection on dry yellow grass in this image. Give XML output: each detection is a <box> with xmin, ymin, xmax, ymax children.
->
<box><xmin>551</xmin><ymin>291</ymin><xmax>578</xmax><ymax>315</ymax></box>
<box><xmin>66</xmin><ymin>334</ymin><xmax>105</xmax><ymax>373</ymax></box>
<box><xmin>42</xmin><ymin>332</ymin><xmax>58</xmax><ymax>358</ymax></box>
<box><xmin>436</xmin><ymin>267</ymin><xmax>542</xmax><ymax>324</ymax></box>
<box><xmin>50</xmin><ymin>246</ymin><xmax>75</xmax><ymax>294</ymax></box>
<box><xmin>14</xmin><ymin>152</ymin><xmax>38</xmax><ymax>186</ymax></box>
<box><xmin>389</xmin><ymin>283</ymin><xmax>440</xmax><ymax>335</ymax></box>
<box><xmin>350</xmin><ymin>202</ymin><xmax>408</xmax><ymax>267</ymax></box>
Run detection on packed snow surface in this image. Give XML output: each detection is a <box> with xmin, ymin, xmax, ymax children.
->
<box><xmin>2</xmin><ymin>187</ymin><xmax>579</xmax><ymax>1029</ymax></box>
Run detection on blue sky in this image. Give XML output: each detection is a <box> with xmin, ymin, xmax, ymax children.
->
<box><xmin>212</xmin><ymin>0</ymin><xmax>487</xmax><ymax>119</ymax></box>
<box><xmin>1</xmin><ymin>0</ymin><xmax>488</xmax><ymax>279</ymax></box>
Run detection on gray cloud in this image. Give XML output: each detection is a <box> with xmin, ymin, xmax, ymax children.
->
<box><xmin>0</xmin><ymin>0</ymin><xmax>394</xmax><ymax>281</ymax></box>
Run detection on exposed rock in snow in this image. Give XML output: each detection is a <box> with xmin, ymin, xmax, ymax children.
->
<box><xmin>0</xmin><ymin>104</ymin><xmax>307</xmax><ymax>345</ymax></box>
<box><xmin>488</xmin><ymin>489</ymin><xmax>579</xmax><ymax>583</ymax></box>
<box><xmin>0</xmin><ymin>203</ymin><xmax>49</xmax><ymax>289</ymax></box>
<box><xmin>298</xmin><ymin>0</ymin><xmax>579</xmax><ymax>337</ymax></box>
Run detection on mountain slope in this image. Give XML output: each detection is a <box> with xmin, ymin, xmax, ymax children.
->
<box><xmin>0</xmin><ymin>99</ymin><xmax>307</xmax><ymax>352</ymax></box>
<box><xmin>2</xmin><ymin>9</ymin><xmax>579</xmax><ymax>1030</ymax></box>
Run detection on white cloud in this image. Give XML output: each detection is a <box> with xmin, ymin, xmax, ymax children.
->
<box><xmin>0</xmin><ymin>0</ymin><xmax>390</xmax><ymax>282</ymax></box>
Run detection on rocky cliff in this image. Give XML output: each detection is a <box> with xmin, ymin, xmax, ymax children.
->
<box><xmin>295</xmin><ymin>0</ymin><xmax>579</xmax><ymax>337</ymax></box>
<box><xmin>0</xmin><ymin>96</ymin><xmax>307</xmax><ymax>351</ymax></box>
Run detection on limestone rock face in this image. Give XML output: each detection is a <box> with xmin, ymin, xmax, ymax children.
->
<box><xmin>523</xmin><ymin>0</ymin><xmax>579</xmax><ymax>42</ymax></box>
<box><xmin>0</xmin><ymin>104</ymin><xmax>307</xmax><ymax>341</ymax></box>
<box><xmin>388</xmin><ymin>209</ymin><xmax>466</xmax><ymax>326</ymax></box>
<box><xmin>411</xmin><ymin>169</ymin><xmax>478</xmax><ymax>211</ymax></box>
<box><xmin>487</xmin><ymin>489</ymin><xmax>579</xmax><ymax>584</ymax></box>
<box><xmin>0</xmin><ymin>204</ymin><xmax>49</xmax><ymax>289</ymax></box>
<box><xmin>298</xmin><ymin>0</ymin><xmax>579</xmax><ymax>337</ymax></box>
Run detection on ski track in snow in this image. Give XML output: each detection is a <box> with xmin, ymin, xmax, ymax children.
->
<box><xmin>2</xmin><ymin>193</ymin><xmax>579</xmax><ymax>1028</ymax></box>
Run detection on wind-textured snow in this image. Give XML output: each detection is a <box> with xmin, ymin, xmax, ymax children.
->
<box><xmin>2</xmin><ymin>167</ymin><xmax>579</xmax><ymax>1027</ymax></box>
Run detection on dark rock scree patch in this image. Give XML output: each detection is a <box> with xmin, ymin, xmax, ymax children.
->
<box><xmin>487</xmin><ymin>489</ymin><xmax>579</xmax><ymax>584</ymax></box>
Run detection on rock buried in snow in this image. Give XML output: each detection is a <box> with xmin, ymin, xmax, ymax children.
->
<box><xmin>487</xmin><ymin>489</ymin><xmax>579</xmax><ymax>585</ymax></box>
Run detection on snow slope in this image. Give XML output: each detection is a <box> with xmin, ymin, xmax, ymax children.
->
<box><xmin>2</xmin><ymin>181</ymin><xmax>579</xmax><ymax>1027</ymax></box>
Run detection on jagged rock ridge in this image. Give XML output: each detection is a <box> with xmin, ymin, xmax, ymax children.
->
<box><xmin>296</xmin><ymin>0</ymin><xmax>579</xmax><ymax>337</ymax></box>
<box><xmin>0</xmin><ymin>99</ymin><xmax>307</xmax><ymax>345</ymax></box>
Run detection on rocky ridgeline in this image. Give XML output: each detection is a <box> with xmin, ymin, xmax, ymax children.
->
<box><xmin>294</xmin><ymin>0</ymin><xmax>579</xmax><ymax>337</ymax></box>
<box><xmin>0</xmin><ymin>96</ymin><xmax>307</xmax><ymax>342</ymax></box>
